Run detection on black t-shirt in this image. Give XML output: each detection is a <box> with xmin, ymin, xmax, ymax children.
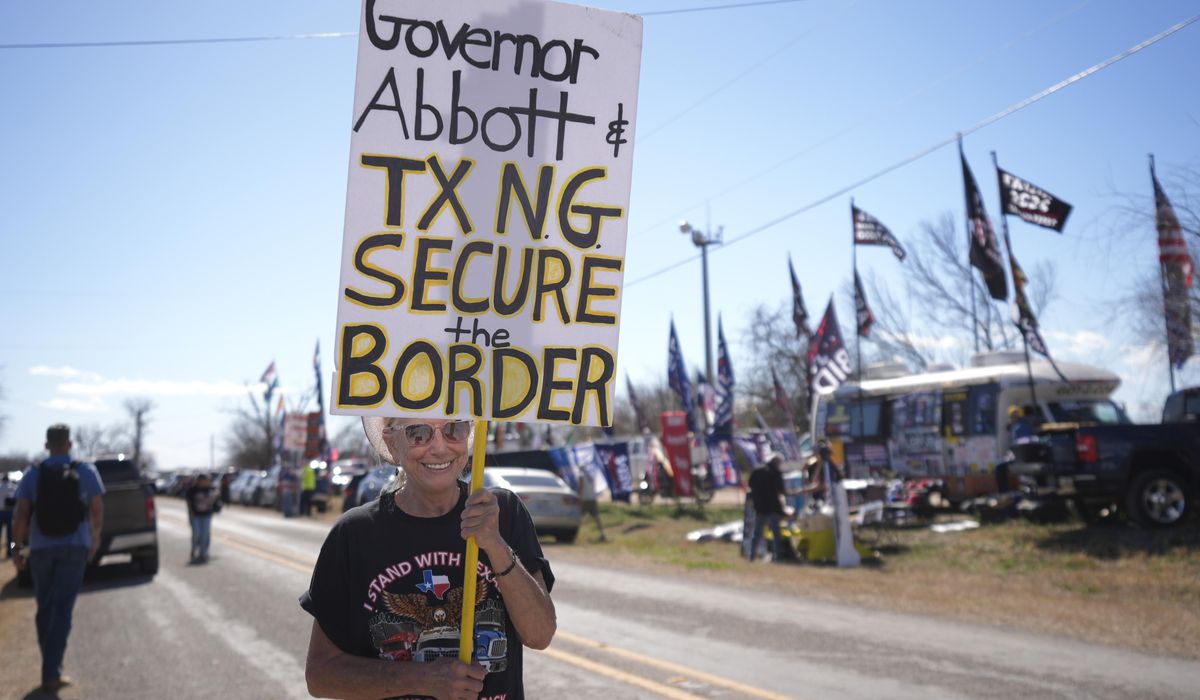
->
<box><xmin>748</xmin><ymin>466</ymin><xmax>785</xmax><ymax>515</ymax></box>
<box><xmin>185</xmin><ymin>485</ymin><xmax>219</xmax><ymax>516</ymax></box>
<box><xmin>299</xmin><ymin>481</ymin><xmax>554</xmax><ymax>700</ymax></box>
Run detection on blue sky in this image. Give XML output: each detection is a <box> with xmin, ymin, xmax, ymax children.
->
<box><xmin>3</xmin><ymin>0</ymin><xmax>1199</xmax><ymax>468</ymax></box>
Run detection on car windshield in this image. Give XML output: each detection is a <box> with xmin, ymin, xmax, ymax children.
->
<box><xmin>1047</xmin><ymin>400</ymin><xmax>1129</xmax><ymax>425</ymax></box>
<box><xmin>94</xmin><ymin>460</ymin><xmax>141</xmax><ymax>483</ymax></box>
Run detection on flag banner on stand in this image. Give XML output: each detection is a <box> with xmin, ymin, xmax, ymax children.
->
<box><xmin>789</xmin><ymin>256</ymin><xmax>811</xmax><ymax>338</ymax></box>
<box><xmin>547</xmin><ymin>447</ymin><xmax>575</xmax><ymax>490</ymax></box>
<box><xmin>331</xmin><ymin>1</ymin><xmax>643</xmax><ymax>426</ymax></box>
<box><xmin>853</xmin><ymin>271</ymin><xmax>875</xmax><ymax>338</ymax></box>
<box><xmin>1153</xmin><ymin>163</ymin><xmax>1196</xmax><ymax>369</ymax></box>
<box><xmin>593</xmin><ymin>441</ymin><xmax>633</xmax><ymax>502</ymax></box>
<box><xmin>714</xmin><ymin>318</ymin><xmax>735</xmax><ymax>437</ymax></box>
<box><xmin>313</xmin><ymin>340</ymin><xmax>329</xmax><ymax>458</ymax></box>
<box><xmin>660</xmin><ymin>411</ymin><xmax>694</xmax><ymax>497</ymax></box>
<box><xmin>852</xmin><ymin>204</ymin><xmax>906</xmax><ymax>260</ymax></box>
<box><xmin>998</xmin><ymin>168</ymin><xmax>1072</xmax><ymax>232</ymax></box>
<box><xmin>704</xmin><ymin>436</ymin><xmax>738</xmax><ymax>489</ymax></box>
<box><xmin>772</xmin><ymin>429</ymin><xmax>801</xmax><ymax>460</ymax></box>
<box><xmin>962</xmin><ymin>152</ymin><xmax>1008</xmax><ymax>300</ymax></box>
<box><xmin>732</xmin><ymin>434</ymin><xmax>761</xmax><ymax>468</ymax></box>
<box><xmin>696</xmin><ymin>371</ymin><xmax>716</xmax><ymax>429</ymax></box>
<box><xmin>625</xmin><ymin>374</ymin><xmax>649</xmax><ymax>431</ymax></box>
<box><xmin>807</xmin><ymin>298</ymin><xmax>853</xmax><ymax>394</ymax></box>
<box><xmin>668</xmin><ymin>321</ymin><xmax>698</xmax><ymax>433</ymax></box>
<box><xmin>770</xmin><ymin>366</ymin><xmax>795</xmax><ymax>429</ymax></box>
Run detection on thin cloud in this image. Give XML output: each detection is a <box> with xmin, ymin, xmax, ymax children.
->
<box><xmin>29</xmin><ymin>365</ymin><xmax>104</xmax><ymax>381</ymax></box>
<box><xmin>1046</xmin><ymin>330</ymin><xmax>1109</xmax><ymax>355</ymax></box>
<box><xmin>39</xmin><ymin>397</ymin><xmax>109</xmax><ymax>413</ymax></box>
<box><xmin>58</xmin><ymin>378</ymin><xmax>261</xmax><ymax>398</ymax></box>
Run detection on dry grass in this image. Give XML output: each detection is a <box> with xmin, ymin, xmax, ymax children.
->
<box><xmin>552</xmin><ymin>503</ymin><xmax>1200</xmax><ymax>660</ymax></box>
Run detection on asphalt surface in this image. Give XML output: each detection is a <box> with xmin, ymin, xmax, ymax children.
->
<box><xmin>1</xmin><ymin>497</ymin><xmax>1199</xmax><ymax>699</ymax></box>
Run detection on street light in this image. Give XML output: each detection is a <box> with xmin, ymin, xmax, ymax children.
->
<box><xmin>678</xmin><ymin>219</ymin><xmax>723</xmax><ymax>384</ymax></box>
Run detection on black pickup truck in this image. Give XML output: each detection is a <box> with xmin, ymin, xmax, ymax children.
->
<box><xmin>16</xmin><ymin>456</ymin><xmax>159</xmax><ymax>586</ymax></box>
<box><xmin>1013</xmin><ymin>388</ymin><xmax>1200</xmax><ymax>528</ymax></box>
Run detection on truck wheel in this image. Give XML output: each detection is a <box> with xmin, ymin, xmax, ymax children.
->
<box><xmin>136</xmin><ymin>550</ymin><xmax>160</xmax><ymax>577</ymax></box>
<box><xmin>1126</xmin><ymin>470</ymin><xmax>1189</xmax><ymax>528</ymax></box>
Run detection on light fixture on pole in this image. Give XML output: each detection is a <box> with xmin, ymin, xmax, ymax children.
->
<box><xmin>678</xmin><ymin>219</ymin><xmax>723</xmax><ymax>384</ymax></box>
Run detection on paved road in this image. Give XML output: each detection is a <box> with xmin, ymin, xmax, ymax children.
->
<box><xmin>2</xmin><ymin>497</ymin><xmax>1198</xmax><ymax>699</ymax></box>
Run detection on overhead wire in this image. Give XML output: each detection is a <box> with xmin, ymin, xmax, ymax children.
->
<box><xmin>625</xmin><ymin>13</ymin><xmax>1200</xmax><ymax>288</ymax></box>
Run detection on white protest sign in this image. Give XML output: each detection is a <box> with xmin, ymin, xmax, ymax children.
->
<box><xmin>332</xmin><ymin>0</ymin><xmax>642</xmax><ymax>427</ymax></box>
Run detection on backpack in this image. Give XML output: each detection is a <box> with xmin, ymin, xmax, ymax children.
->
<box><xmin>36</xmin><ymin>461</ymin><xmax>88</xmax><ymax>537</ymax></box>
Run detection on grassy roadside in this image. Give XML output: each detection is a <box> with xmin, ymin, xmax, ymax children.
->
<box><xmin>551</xmin><ymin>502</ymin><xmax>1200</xmax><ymax>661</ymax></box>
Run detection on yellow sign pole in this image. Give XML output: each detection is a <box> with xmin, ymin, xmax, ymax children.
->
<box><xmin>458</xmin><ymin>419</ymin><xmax>489</xmax><ymax>663</ymax></box>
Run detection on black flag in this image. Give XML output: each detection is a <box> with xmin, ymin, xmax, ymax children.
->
<box><xmin>807</xmin><ymin>298</ymin><xmax>852</xmax><ymax>394</ymax></box>
<box><xmin>852</xmin><ymin>204</ymin><xmax>906</xmax><ymax>260</ymax></box>
<box><xmin>1008</xmin><ymin>250</ymin><xmax>1049</xmax><ymax>357</ymax></box>
<box><xmin>998</xmin><ymin>168</ymin><xmax>1072</xmax><ymax>232</ymax></box>
<box><xmin>853</xmin><ymin>271</ymin><xmax>874</xmax><ymax>338</ymax></box>
<box><xmin>788</xmin><ymin>256</ymin><xmax>811</xmax><ymax>338</ymax></box>
<box><xmin>1153</xmin><ymin>162</ymin><xmax>1196</xmax><ymax>369</ymax></box>
<box><xmin>962</xmin><ymin>151</ymin><xmax>1007</xmax><ymax>300</ymax></box>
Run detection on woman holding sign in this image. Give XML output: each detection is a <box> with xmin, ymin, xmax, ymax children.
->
<box><xmin>300</xmin><ymin>417</ymin><xmax>556</xmax><ymax>700</ymax></box>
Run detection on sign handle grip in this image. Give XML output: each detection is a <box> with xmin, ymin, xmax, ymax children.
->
<box><xmin>458</xmin><ymin>419</ymin><xmax>489</xmax><ymax>663</ymax></box>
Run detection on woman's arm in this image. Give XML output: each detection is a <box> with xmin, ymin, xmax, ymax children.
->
<box><xmin>461</xmin><ymin>489</ymin><xmax>557</xmax><ymax>649</ymax></box>
<box><xmin>305</xmin><ymin>620</ymin><xmax>485</xmax><ymax>700</ymax></box>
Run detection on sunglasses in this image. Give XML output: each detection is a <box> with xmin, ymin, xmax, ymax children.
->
<box><xmin>384</xmin><ymin>420</ymin><xmax>473</xmax><ymax>447</ymax></box>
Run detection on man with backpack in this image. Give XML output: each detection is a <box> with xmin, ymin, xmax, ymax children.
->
<box><xmin>11</xmin><ymin>423</ymin><xmax>105</xmax><ymax>694</ymax></box>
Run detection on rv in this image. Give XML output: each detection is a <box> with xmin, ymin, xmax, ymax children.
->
<box><xmin>811</xmin><ymin>351</ymin><xmax>1127</xmax><ymax>502</ymax></box>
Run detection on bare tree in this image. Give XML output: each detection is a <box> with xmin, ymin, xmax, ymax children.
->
<box><xmin>223</xmin><ymin>389</ymin><xmax>278</xmax><ymax>470</ymax></box>
<box><xmin>857</xmin><ymin>212</ymin><xmax>1056</xmax><ymax>370</ymax></box>
<box><xmin>71</xmin><ymin>423</ymin><xmax>127</xmax><ymax>459</ymax></box>
<box><xmin>737</xmin><ymin>304</ymin><xmax>811</xmax><ymax>430</ymax></box>
<box><xmin>123</xmin><ymin>398</ymin><xmax>155</xmax><ymax>468</ymax></box>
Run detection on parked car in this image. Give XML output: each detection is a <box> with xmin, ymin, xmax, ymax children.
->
<box><xmin>1013</xmin><ymin>387</ymin><xmax>1198</xmax><ymax>528</ymax></box>
<box><xmin>481</xmin><ymin>467</ymin><xmax>581</xmax><ymax>543</ymax></box>
<box><xmin>352</xmin><ymin>465</ymin><xmax>399</xmax><ymax>508</ymax></box>
<box><xmin>256</xmin><ymin>465</ymin><xmax>282</xmax><ymax>508</ymax></box>
<box><xmin>229</xmin><ymin>470</ymin><xmax>262</xmax><ymax>506</ymax></box>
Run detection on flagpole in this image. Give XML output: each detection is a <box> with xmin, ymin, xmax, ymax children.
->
<box><xmin>992</xmin><ymin>151</ymin><xmax>1039</xmax><ymax>413</ymax></box>
<box><xmin>851</xmin><ymin>199</ymin><xmax>865</xmax><ymax>443</ymax></box>
<box><xmin>960</xmin><ymin>137</ymin><xmax>981</xmax><ymax>354</ymax></box>
<box><xmin>1151</xmin><ymin>154</ymin><xmax>1178</xmax><ymax>393</ymax></box>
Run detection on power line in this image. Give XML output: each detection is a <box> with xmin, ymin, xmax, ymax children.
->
<box><xmin>626</xmin><ymin>13</ymin><xmax>1200</xmax><ymax>288</ymax></box>
<box><xmin>640</xmin><ymin>0</ymin><xmax>808</xmax><ymax>17</ymax></box>
<box><xmin>0</xmin><ymin>1</ymin><xmax>809</xmax><ymax>50</ymax></box>
<box><xmin>0</xmin><ymin>31</ymin><xmax>356</xmax><ymax>50</ymax></box>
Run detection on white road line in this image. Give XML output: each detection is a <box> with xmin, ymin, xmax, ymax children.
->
<box><xmin>155</xmin><ymin>569</ymin><xmax>310</xmax><ymax>699</ymax></box>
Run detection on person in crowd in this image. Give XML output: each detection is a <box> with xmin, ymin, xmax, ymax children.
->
<box><xmin>301</xmin><ymin>417</ymin><xmax>555</xmax><ymax>700</ymax></box>
<box><xmin>747</xmin><ymin>452</ymin><xmax>787</xmax><ymax>562</ymax></box>
<box><xmin>803</xmin><ymin>441</ymin><xmax>843</xmax><ymax>508</ymax></box>
<box><xmin>185</xmin><ymin>473</ymin><xmax>221</xmax><ymax>563</ymax></box>
<box><xmin>577</xmin><ymin>466</ymin><xmax>607</xmax><ymax>542</ymax></box>
<box><xmin>280</xmin><ymin>466</ymin><xmax>299</xmax><ymax>518</ymax></box>
<box><xmin>0</xmin><ymin>472</ymin><xmax>16</xmax><ymax>558</ymax></box>
<box><xmin>11</xmin><ymin>424</ymin><xmax>104</xmax><ymax>694</ymax></box>
<box><xmin>300</xmin><ymin>462</ymin><xmax>316</xmax><ymax>517</ymax></box>
<box><xmin>997</xmin><ymin>405</ymin><xmax>1035</xmax><ymax>494</ymax></box>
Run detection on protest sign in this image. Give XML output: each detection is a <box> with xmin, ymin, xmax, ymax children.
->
<box><xmin>660</xmin><ymin>411</ymin><xmax>694</xmax><ymax>498</ymax></box>
<box><xmin>332</xmin><ymin>0</ymin><xmax>643</xmax><ymax>427</ymax></box>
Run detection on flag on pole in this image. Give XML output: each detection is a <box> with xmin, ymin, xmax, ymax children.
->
<box><xmin>807</xmin><ymin>298</ymin><xmax>852</xmax><ymax>394</ymax></box>
<box><xmin>852</xmin><ymin>204</ymin><xmax>906</xmax><ymax>260</ymax></box>
<box><xmin>667</xmin><ymin>320</ymin><xmax>697</xmax><ymax>433</ymax></box>
<box><xmin>770</xmin><ymin>366</ymin><xmax>795</xmax><ymax>429</ymax></box>
<box><xmin>997</xmin><ymin>168</ymin><xmax>1072</xmax><ymax>232</ymax></box>
<box><xmin>261</xmin><ymin>360</ymin><xmax>279</xmax><ymax>405</ymax></box>
<box><xmin>788</xmin><ymin>256</ymin><xmax>811</xmax><ymax>338</ymax></box>
<box><xmin>312</xmin><ymin>341</ymin><xmax>329</xmax><ymax>458</ymax></box>
<box><xmin>853</xmin><ymin>271</ymin><xmax>875</xmax><ymax>338</ymax></box>
<box><xmin>714</xmin><ymin>318</ymin><xmax>735</xmax><ymax>437</ymax></box>
<box><xmin>962</xmin><ymin>150</ymin><xmax>1008</xmax><ymax>300</ymax></box>
<box><xmin>1008</xmin><ymin>249</ymin><xmax>1050</xmax><ymax>357</ymax></box>
<box><xmin>1153</xmin><ymin>161</ymin><xmax>1196</xmax><ymax>369</ymax></box>
<box><xmin>625</xmin><ymin>374</ymin><xmax>649</xmax><ymax>431</ymax></box>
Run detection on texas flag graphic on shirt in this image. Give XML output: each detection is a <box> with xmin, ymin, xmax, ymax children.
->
<box><xmin>416</xmin><ymin>570</ymin><xmax>451</xmax><ymax>600</ymax></box>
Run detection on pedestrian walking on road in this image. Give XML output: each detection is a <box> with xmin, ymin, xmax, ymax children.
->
<box><xmin>301</xmin><ymin>417</ymin><xmax>556</xmax><ymax>700</ymax></box>
<box><xmin>0</xmin><ymin>472</ymin><xmax>16</xmax><ymax>558</ymax></box>
<box><xmin>185</xmin><ymin>474</ymin><xmax>221</xmax><ymax>563</ymax></box>
<box><xmin>300</xmin><ymin>462</ymin><xmax>316</xmax><ymax>517</ymax></box>
<box><xmin>747</xmin><ymin>452</ymin><xmax>787</xmax><ymax>562</ymax></box>
<box><xmin>11</xmin><ymin>423</ymin><xmax>105</xmax><ymax>694</ymax></box>
<box><xmin>577</xmin><ymin>466</ymin><xmax>607</xmax><ymax>542</ymax></box>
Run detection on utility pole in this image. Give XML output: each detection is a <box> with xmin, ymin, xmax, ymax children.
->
<box><xmin>679</xmin><ymin>219</ymin><xmax>723</xmax><ymax>384</ymax></box>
